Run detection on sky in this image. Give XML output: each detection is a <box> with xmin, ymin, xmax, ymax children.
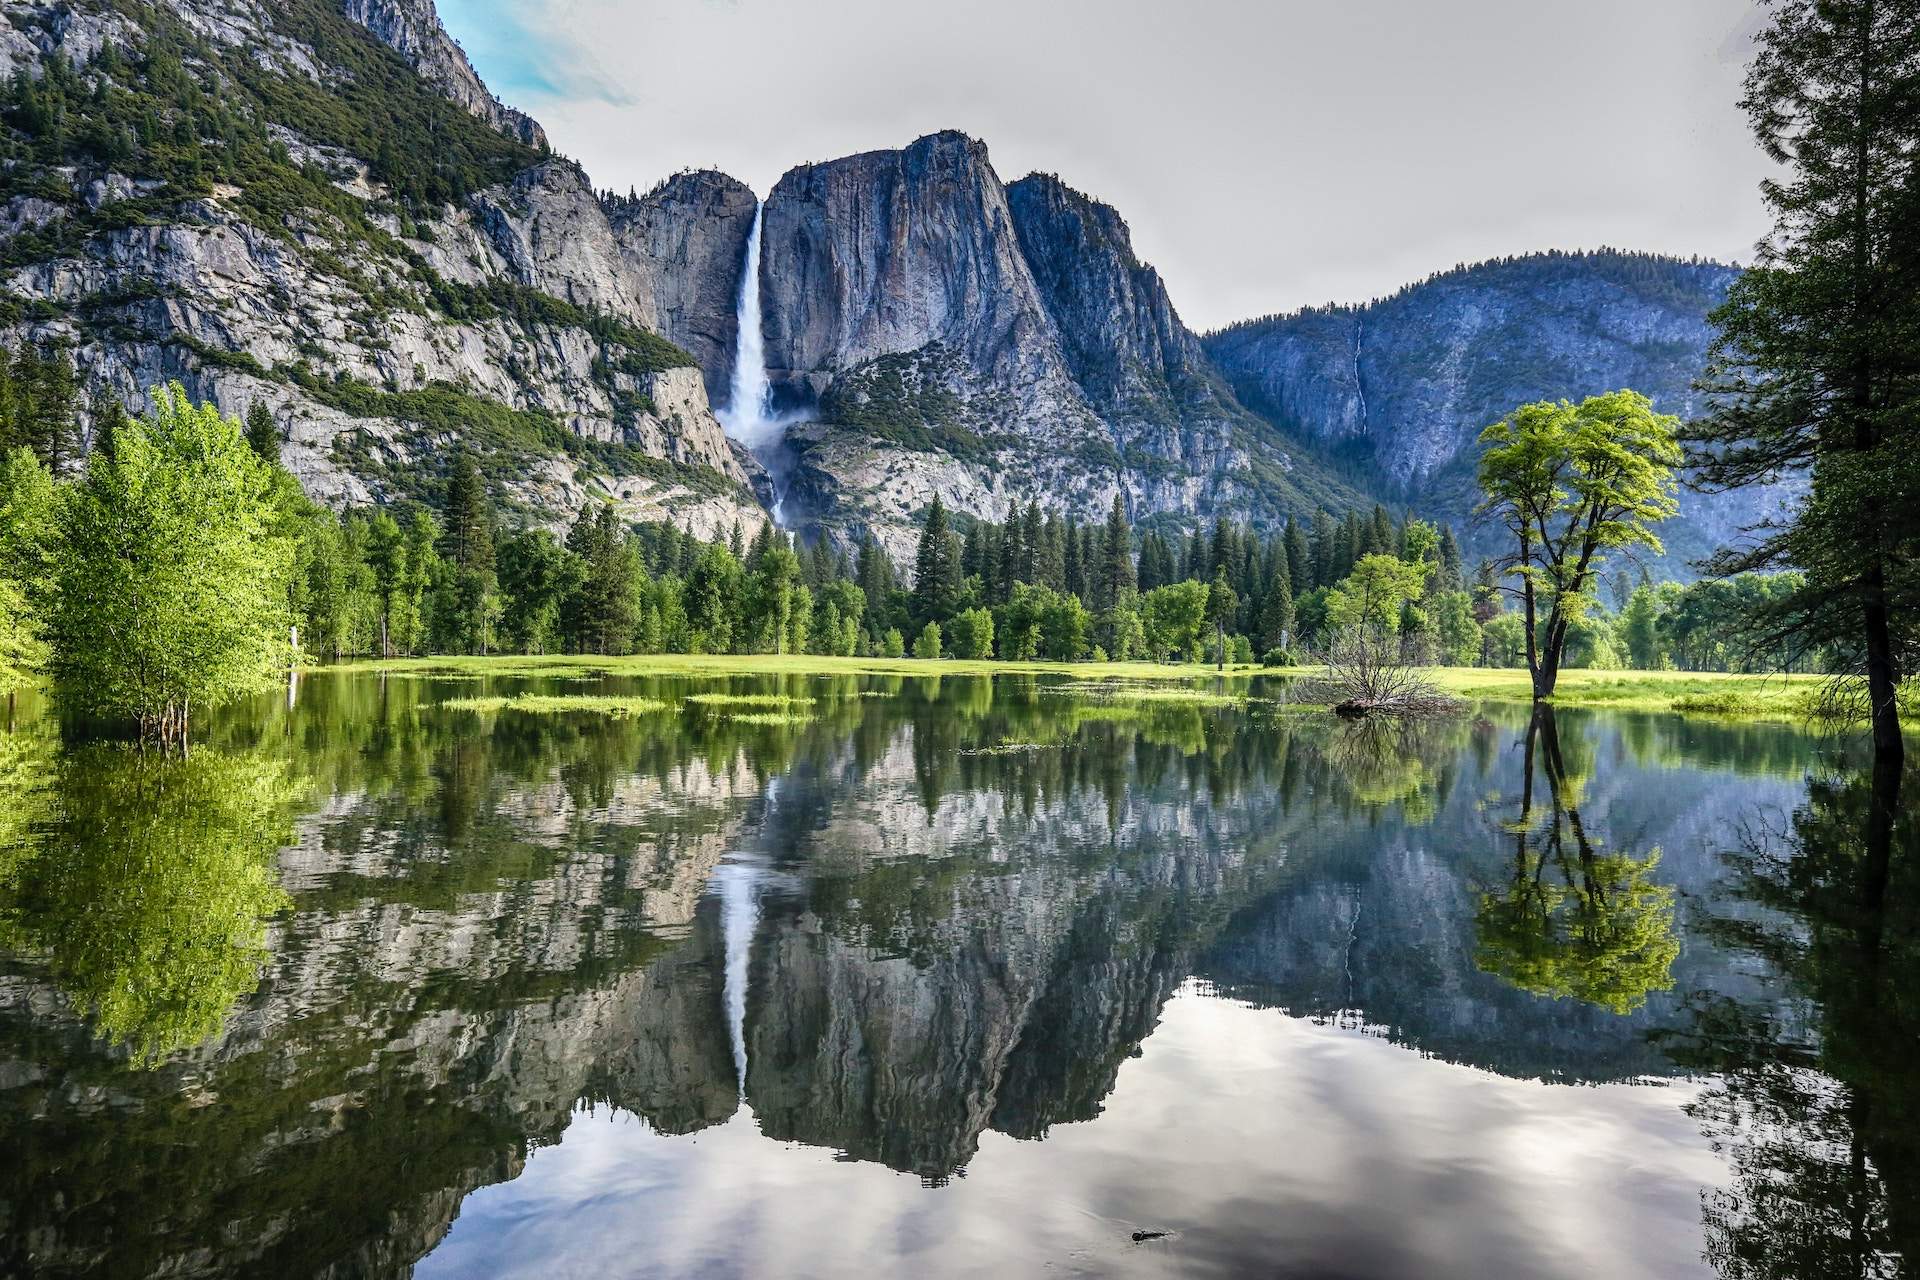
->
<box><xmin>436</xmin><ymin>0</ymin><xmax>1776</xmax><ymax>331</ymax></box>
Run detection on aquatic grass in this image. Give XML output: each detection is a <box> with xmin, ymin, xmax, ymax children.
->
<box><xmin>682</xmin><ymin>693</ymin><xmax>816</xmax><ymax>709</ymax></box>
<box><xmin>1055</xmin><ymin>685</ymin><xmax>1247</xmax><ymax>707</ymax></box>
<box><xmin>723</xmin><ymin>711</ymin><xmax>817</xmax><ymax>727</ymax></box>
<box><xmin>439</xmin><ymin>694</ymin><xmax>670</xmax><ymax>717</ymax></box>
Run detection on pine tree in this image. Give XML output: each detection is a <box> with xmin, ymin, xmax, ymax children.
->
<box><xmin>997</xmin><ymin>515</ymin><xmax>1023</xmax><ymax>598</ymax></box>
<box><xmin>244</xmin><ymin>401</ymin><xmax>280</xmax><ymax>466</ymax></box>
<box><xmin>438</xmin><ymin>449</ymin><xmax>497</xmax><ymax>653</ymax></box>
<box><xmin>1688</xmin><ymin>0</ymin><xmax>1920</xmax><ymax>760</ymax></box>
<box><xmin>90</xmin><ymin>395</ymin><xmax>129</xmax><ymax>462</ymax></box>
<box><xmin>1285</xmin><ymin>516</ymin><xmax>1312</xmax><ymax>596</ymax></box>
<box><xmin>1258</xmin><ymin>555</ymin><xmax>1295</xmax><ymax>653</ymax></box>
<box><xmin>1096</xmin><ymin>495</ymin><xmax>1134</xmax><ymax>612</ymax></box>
<box><xmin>1311</xmin><ymin>509</ymin><xmax>1338</xmax><ymax>588</ymax></box>
<box><xmin>911</xmin><ymin>494</ymin><xmax>962</xmax><ymax>626</ymax></box>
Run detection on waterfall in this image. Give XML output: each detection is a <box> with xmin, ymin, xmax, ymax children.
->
<box><xmin>717</xmin><ymin>202</ymin><xmax>792</xmax><ymax>526</ymax></box>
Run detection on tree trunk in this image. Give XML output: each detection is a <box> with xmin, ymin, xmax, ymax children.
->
<box><xmin>1862</xmin><ymin>573</ymin><xmax>1905</xmax><ymax>762</ymax></box>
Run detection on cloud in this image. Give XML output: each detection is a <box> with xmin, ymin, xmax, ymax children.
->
<box><xmin>437</xmin><ymin>0</ymin><xmax>635</xmax><ymax>107</ymax></box>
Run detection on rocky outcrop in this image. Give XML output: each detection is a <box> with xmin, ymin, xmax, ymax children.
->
<box><xmin>1005</xmin><ymin>173</ymin><xmax>1244</xmax><ymax>440</ymax></box>
<box><xmin>756</xmin><ymin>132</ymin><xmax>1363</xmax><ymax>560</ymax></box>
<box><xmin>1202</xmin><ymin>251</ymin><xmax>1786</xmax><ymax>574</ymax></box>
<box><xmin>340</xmin><ymin>0</ymin><xmax>548</xmax><ymax>146</ymax></box>
<box><xmin>0</xmin><ymin>1</ymin><xmax>768</xmax><ymax>542</ymax></box>
<box><xmin>606</xmin><ymin>171</ymin><xmax>760</xmax><ymax>406</ymax></box>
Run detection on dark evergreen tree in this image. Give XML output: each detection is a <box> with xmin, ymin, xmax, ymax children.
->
<box><xmin>244</xmin><ymin>401</ymin><xmax>279</xmax><ymax>467</ymax></box>
<box><xmin>1311</xmin><ymin>509</ymin><xmax>1338</xmax><ymax>588</ymax></box>
<box><xmin>911</xmin><ymin>494</ymin><xmax>962</xmax><ymax>626</ymax></box>
<box><xmin>1688</xmin><ymin>0</ymin><xmax>1920</xmax><ymax>761</ymax></box>
<box><xmin>1258</xmin><ymin>554</ymin><xmax>1295</xmax><ymax>652</ymax></box>
<box><xmin>90</xmin><ymin>395</ymin><xmax>129</xmax><ymax>463</ymax></box>
<box><xmin>1095</xmin><ymin>495</ymin><xmax>1135</xmax><ymax>611</ymax></box>
<box><xmin>1284</xmin><ymin>516</ymin><xmax>1311</xmax><ymax>596</ymax></box>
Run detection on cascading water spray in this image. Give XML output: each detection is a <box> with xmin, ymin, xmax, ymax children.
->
<box><xmin>717</xmin><ymin>201</ymin><xmax>789</xmax><ymax>525</ymax></box>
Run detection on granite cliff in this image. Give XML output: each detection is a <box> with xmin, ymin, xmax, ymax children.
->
<box><xmin>757</xmin><ymin>132</ymin><xmax>1362</xmax><ymax>562</ymax></box>
<box><xmin>0</xmin><ymin>0</ymin><xmax>768</xmax><ymax>540</ymax></box>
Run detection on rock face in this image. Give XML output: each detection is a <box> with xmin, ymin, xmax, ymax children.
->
<box><xmin>605</xmin><ymin>171</ymin><xmax>760</xmax><ymax>406</ymax></box>
<box><xmin>1202</xmin><ymin>251</ymin><xmax>1786</xmax><ymax>573</ymax></box>
<box><xmin>0</xmin><ymin>0</ymin><xmax>768</xmax><ymax>542</ymax></box>
<box><xmin>340</xmin><ymin>0</ymin><xmax>548</xmax><ymax>146</ymax></box>
<box><xmin>757</xmin><ymin>132</ymin><xmax>1363</xmax><ymax>563</ymax></box>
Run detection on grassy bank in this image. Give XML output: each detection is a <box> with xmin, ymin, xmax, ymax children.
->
<box><xmin>1422</xmin><ymin>666</ymin><xmax>1838</xmax><ymax>718</ymax></box>
<box><xmin>312</xmin><ymin>653</ymin><xmax>1859</xmax><ymax>720</ymax></box>
<box><xmin>314</xmin><ymin>652</ymin><xmax>1268</xmax><ymax>682</ymax></box>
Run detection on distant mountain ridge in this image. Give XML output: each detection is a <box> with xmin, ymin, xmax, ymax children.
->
<box><xmin>1203</xmin><ymin>249</ymin><xmax>1786</xmax><ymax>574</ymax></box>
<box><xmin>0</xmin><ymin>1</ymin><xmax>1778</xmax><ymax>576</ymax></box>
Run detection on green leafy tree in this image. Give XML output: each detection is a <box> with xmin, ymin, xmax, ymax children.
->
<box><xmin>1474</xmin><ymin>710</ymin><xmax>1680</xmax><ymax>1014</ymax></box>
<box><xmin>946</xmin><ymin>606</ymin><xmax>995</xmax><ymax>659</ymax></box>
<box><xmin>1142</xmin><ymin>580</ymin><xmax>1209</xmax><ymax>663</ymax></box>
<box><xmin>0</xmin><ymin>745</ymin><xmax>296</xmax><ymax>1063</ymax></box>
<box><xmin>1477</xmin><ymin>390</ymin><xmax>1680</xmax><ymax>699</ymax></box>
<box><xmin>683</xmin><ymin>543</ymin><xmax>742</xmax><ymax>653</ymax></box>
<box><xmin>912</xmin><ymin>621</ymin><xmax>943</xmax><ymax>660</ymax></box>
<box><xmin>1324</xmin><ymin>553</ymin><xmax>1427</xmax><ymax>634</ymax></box>
<box><xmin>746</xmin><ymin>542</ymin><xmax>803</xmax><ymax>654</ymax></box>
<box><xmin>1622</xmin><ymin>584</ymin><xmax>1664</xmax><ymax>670</ymax></box>
<box><xmin>499</xmin><ymin>528</ymin><xmax>579</xmax><ymax>654</ymax></box>
<box><xmin>48</xmin><ymin>385</ymin><xmax>292</xmax><ymax>743</ymax></box>
<box><xmin>1433</xmin><ymin>591</ymin><xmax>1482</xmax><ymax>666</ymax></box>
<box><xmin>1686</xmin><ymin>0</ymin><xmax>1920</xmax><ymax>761</ymax></box>
<box><xmin>0</xmin><ymin>448</ymin><xmax>56</xmax><ymax>688</ymax></box>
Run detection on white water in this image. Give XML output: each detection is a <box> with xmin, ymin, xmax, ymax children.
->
<box><xmin>719</xmin><ymin>203</ymin><xmax>775</xmax><ymax>446</ymax></box>
<box><xmin>717</xmin><ymin>860</ymin><xmax>761</xmax><ymax>1096</ymax></box>
<box><xmin>716</xmin><ymin>777</ymin><xmax>781</xmax><ymax>1097</ymax></box>
<box><xmin>717</xmin><ymin>202</ymin><xmax>794</xmax><ymax>526</ymax></box>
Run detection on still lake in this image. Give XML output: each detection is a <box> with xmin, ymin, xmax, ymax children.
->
<box><xmin>0</xmin><ymin>669</ymin><xmax>1913</xmax><ymax>1279</ymax></box>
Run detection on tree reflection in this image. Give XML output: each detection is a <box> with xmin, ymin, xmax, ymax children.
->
<box><xmin>1473</xmin><ymin>708</ymin><xmax>1680</xmax><ymax>1014</ymax></box>
<box><xmin>0</xmin><ymin>745</ymin><xmax>297</xmax><ymax>1063</ymax></box>
<box><xmin>1665</xmin><ymin>755</ymin><xmax>1918</xmax><ymax>1279</ymax></box>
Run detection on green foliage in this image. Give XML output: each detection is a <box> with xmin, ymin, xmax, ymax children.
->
<box><xmin>1141</xmin><ymin>580</ymin><xmax>1210</xmax><ymax>663</ymax></box>
<box><xmin>912</xmin><ymin>621</ymin><xmax>943</xmax><ymax>660</ymax></box>
<box><xmin>49</xmin><ymin>385</ymin><xmax>292</xmax><ymax>741</ymax></box>
<box><xmin>1477</xmin><ymin>390</ymin><xmax>1680</xmax><ymax>696</ymax></box>
<box><xmin>946</xmin><ymin>607</ymin><xmax>995</xmax><ymax>660</ymax></box>
<box><xmin>1686</xmin><ymin>0</ymin><xmax>1920</xmax><ymax>756</ymax></box>
<box><xmin>0</xmin><ymin>744</ymin><xmax>297</xmax><ymax>1063</ymax></box>
<box><xmin>1474</xmin><ymin>713</ymin><xmax>1679</xmax><ymax>1014</ymax></box>
<box><xmin>1324</xmin><ymin>553</ymin><xmax>1427</xmax><ymax>632</ymax></box>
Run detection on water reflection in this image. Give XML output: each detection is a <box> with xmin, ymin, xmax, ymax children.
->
<box><xmin>1474</xmin><ymin>709</ymin><xmax>1680</xmax><ymax>1015</ymax></box>
<box><xmin>1663</xmin><ymin>757</ymin><xmax>1917</xmax><ymax>1279</ymax></box>
<box><xmin>0</xmin><ymin>671</ymin><xmax>1909</xmax><ymax>1277</ymax></box>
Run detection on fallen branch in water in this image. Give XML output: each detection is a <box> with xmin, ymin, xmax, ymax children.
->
<box><xmin>1300</xmin><ymin>626</ymin><xmax>1461</xmax><ymax>718</ymax></box>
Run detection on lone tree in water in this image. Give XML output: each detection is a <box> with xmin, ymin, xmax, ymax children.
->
<box><xmin>1476</xmin><ymin>390</ymin><xmax>1680</xmax><ymax>700</ymax></box>
<box><xmin>49</xmin><ymin>384</ymin><xmax>292</xmax><ymax>745</ymax></box>
<box><xmin>1687</xmin><ymin>0</ymin><xmax>1920</xmax><ymax>763</ymax></box>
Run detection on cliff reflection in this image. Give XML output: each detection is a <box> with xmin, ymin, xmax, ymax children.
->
<box><xmin>0</xmin><ymin>671</ymin><xmax>1864</xmax><ymax>1277</ymax></box>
